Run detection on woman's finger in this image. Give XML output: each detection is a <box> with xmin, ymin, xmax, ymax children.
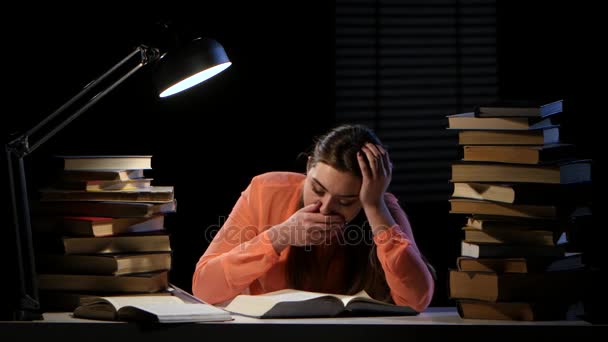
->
<box><xmin>357</xmin><ymin>151</ymin><xmax>372</xmax><ymax>179</ymax></box>
<box><xmin>361</xmin><ymin>145</ymin><xmax>378</xmax><ymax>177</ymax></box>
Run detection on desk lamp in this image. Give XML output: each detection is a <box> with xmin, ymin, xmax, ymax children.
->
<box><xmin>5</xmin><ymin>36</ymin><xmax>231</xmax><ymax>321</ymax></box>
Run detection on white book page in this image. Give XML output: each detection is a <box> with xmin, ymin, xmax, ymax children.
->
<box><xmin>103</xmin><ymin>295</ymin><xmax>184</xmax><ymax>310</ymax></box>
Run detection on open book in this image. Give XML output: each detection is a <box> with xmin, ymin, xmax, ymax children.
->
<box><xmin>73</xmin><ymin>295</ymin><xmax>232</xmax><ymax>323</ymax></box>
<box><xmin>223</xmin><ymin>289</ymin><xmax>418</xmax><ymax>318</ymax></box>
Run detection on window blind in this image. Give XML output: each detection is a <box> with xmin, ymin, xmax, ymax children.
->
<box><xmin>335</xmin><ymin>0</ymin><xmax>498</xmax><ymax>203</ymax></box>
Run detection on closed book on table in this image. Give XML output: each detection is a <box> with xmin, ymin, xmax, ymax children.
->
<box><xmin>447</xmin><ymin>112</ymin><xmax>557</xmax><ymax>130</ymax></box>
<box><xmin>37</xmin><ymin>271</ymin><xmax>169</xmax><ymax>293</ymax></box>
<box><xmin>59</xmin><ymin>155</ymin><xmax>153</xmax><ymax>171</ymax></box>
<box><xmin>36</xmin><ymin>252</ymin><xmax>172</xmax><ymax>275</ymax></box>
<box><xmin>456</xmin><ymin>300</ymin><xmax>582</xmax><ymax>321</ymax></box>
<box><xmin>474</xmin><ymin>99</ymin><xmax>563</xmax><ymax>118</ymax></box>
<box><xmin>34</xmin><ymin>199</ymin><xmax>177</xmax><ymax>218</ymax></box>
<box><xmin>457</xmin><ymin>127</ymin><xmax>559</xmax><ymax>145</ymax></box>
<box><xmin>456</xmin><ymin>254</ymin><xmax>584</xmax><ymax>273</ymax></box>
<box><xmin>449</xmin><ymin>199</ymin><xmax>561</xmax><ymax>219</ymax></box>
<box><xmin>33</xmin><ymin>215</ymin><xmax>165</xmax><ymax>237</ymax></box>
<box><xmin>451</xmin><ymin>160</ymin><xmax>592</xmax><ymax>184</ymax></box>
<box><xmin>465</xmin><ymin>216</ymin><xmax>564</xmax><ymax>231</ymax></box>
<box><xmin>451</xmin><ymin>182</ymin><xmax>591</xmax><ymax>205</ymax></box>
<box><xmin>448</xmin><ymin>269</ymin><xmax>585</xmax><ymax>302</ymax></box>
<box><xmin>461</xmin><ymin>241</ymin><xmax>565</xmax><ymax>258</ymax></box>
<box><xmin>55</xmin><ymin>178</ymin><xmax>153</xmax><ymax>191</ymax></box>
<box><xmin>60</xmin><ymin>169</ymin><xmax>145</xmax><ymax>182</ymax></box>
<box><xmin>462</xmin><ymin>144</ymin><xmax>575</xmax><ymax>165</ymax></box>
<box><xmin>39</xmin><ymin>186</ymin><xmax>174</xmax><ymax>203</ymax></box>
<box><xmin>462</xmin><ymin>227</ymin><xmax>566</xmax><ymax>246</ymax></box>
<box><xmin>45</xmin><ymin>234</ymin><xmax>172</xmax><ymax>254</ymax></box>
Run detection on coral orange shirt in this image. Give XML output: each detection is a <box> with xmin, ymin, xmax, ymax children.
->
<box><xmin>192</xmin><ymin>172</ymin><xmax>434</xmax><ymax>311</ymax></box>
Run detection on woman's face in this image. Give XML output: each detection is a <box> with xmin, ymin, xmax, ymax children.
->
<box><xmin>303</xmin><ymin>162</ymin><xmax>362</xmax><ymax>223</ymax></box>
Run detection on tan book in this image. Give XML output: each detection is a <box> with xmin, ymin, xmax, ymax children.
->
<box><xmin>466</xmin><ymin>216</ymin><xmax>564</xmax><ymax>231</ymax></box>
<box><xmin>462</xmin><ymin>144</ymin><xmax>575</xmax><ymax>165</ymax></box>
<box><xmin>55</xmin><ymin>234</ymin><xmax>172</xmax><ymax>254</ymax></box>
<box><xmin>448</xmin><ymin>269</ymin><xmax>585</xmax><ymax>302</ymax></box>
<box><xmin>462</xmin><ymin>227</ymin><xmax>566</xmax><ymax>246</ymax></box>
<box><xmin>461</xmin><ymin>241</ymin><xmax>565</xmax><ymax>258</ymax></box>
<box><xmin>33</xmin><ymin>215</ymin><xmax>165</xmax><ymax>237</ymax></box>
<box><xmin>458</xmin><ymin>127</ymin><xmax>559</xmax><ymax>145</ymax></box>
<box><xmin>37</xmin><ymin>271</ymin><xmax>170</xmax><ymax>293</ymax></box>
<box><xmin>451</xmin><ymin>160</ymin><xmax>591</xmax><ymax>184</ymax></box>
<box><xmin>36</xmin><ymin>252</ymin><xmax>172</xmax><ymax>275</ymax></box>
<box><xmin>39</xmin><ymin>186</ymin><xmax>174</xmax><ymax>203</ymax></box>
<box><xmin>449</xmin><ymin>199</ymin><xmax>559</xmax><ymax>219</ymax></box>
<box><xmin>456</xmin><ymin>254</ymin><xmax>584</xmax><ymax>273</ymax></box>
<box><xmin>34</xmin><ymin>199</ymin><xmax>177</xmax><ymax>218</ymax></box>
<box><xmin>60</xmin><ymin>169</ymin><xmax>145</xmax><ymax>181</ymax></box>
<box><xmin>457</xmin><ymin>300</ymin><xmax>582</xmax><ymax>321</ymax></box>
<box><xmin>59</xmin><ymin>155</ymin><xmax>152</xmax><ymax>171</ymax></box>
<box><xmin>447</xmin><ymin>112</ymin><xmax>556</xmax><ymax>130</ymax></box>
<box><xmin>55</xmin><ymin>178</ymin><xmax>153</xmax><ymax>191</ymax></box>
<box><xmin>475</xmin><ymin>99</ymin><xmax>563</xmax><ymax>118</ymax></box>
<box><xmin>451</xmin><ymin>182</ymin><xmax>591</xmax><ymax>205</ymax></box>
<box><xmin>224</xmin><ymin>289</ymin><xmax>417</xmax><ymax>318</ymax></box>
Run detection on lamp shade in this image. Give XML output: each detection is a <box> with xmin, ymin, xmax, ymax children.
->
<box><xmin>156</xmin><ymin>37</ymin><xmax>231</xmax><ymax>98</ymax></box>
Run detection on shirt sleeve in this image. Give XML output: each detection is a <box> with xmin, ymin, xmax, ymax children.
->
<box><xmin>192</xmin><ymin>179</ymin><xmax>281</xmax><ymax>304</ymax></box>
<box><xmin>373</xmin><ymin>193</ymin><xmax>435</xmax><ymax>312</ymax></box>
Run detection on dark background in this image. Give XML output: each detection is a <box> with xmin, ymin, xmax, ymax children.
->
<box><xmin>2</xmin><ymin>1</ymin><xmax>604</xmax><ymax>318</ymax></box>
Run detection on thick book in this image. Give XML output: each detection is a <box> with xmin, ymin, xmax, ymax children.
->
<box><xmin>73</xmin><ymin>295</ymin><xmax>232</xmax><ymax>323</ymax></box>
<box><xmin>37</xmin><ymin>271</ymin><xmax>169</xmax><ymax>293</ymax></box>
<box><xmin>466</xmin><ymin>216</ymin><xmax>564</xmax><ymax>231</ymax></box>
<box><xmin>33</xmin><ymin>199</ymin><xmax>177</xmax><ymax>217</ymax></box>
<box><xmin>223</xmin><ymin>289</ymin><xmax>418</xmax><ymax>318</ymax></box>
<box><xmin>448</xmin><ymin>269</ymin><xmax>586</xmax><ymax>302</ymax></box>
<box><xmin>450</xmin><ymin>160</ymin><xmax>592</xmax><ymax>184</ymax></box>
<box><xmin>33</xmin><ymin>215</ymin><xmax>165</xmax><ymax>237</ymax></box>
<box><xmin>36</xmin><ymin>252</ymin><xmax>172</xmax><ymax>275</ymax></box>
<box><xmin>58</xmin><ymin>155</ymin><xmax>153</xmax><ymax>171</ymax></box>
<box><xmin>447</xmin><ymin>112</ymin><xmax>557</xmax><ymax>130</ymax></box>
<box><xmin>39</xmin><ymin>186</ymin><xmax>174</xmax><ymax>203</ymax></box>
<box><xmin>60</xmin><ymin>169</ymin><xmax>145</xmax><ymax>182</ymax></box>
<box><xmin>462</xmin><ymin>227</ymin><xmax>566</xmax><ymax>246</ymax></box>
<box><xmin>45</xmin><ymin>234</ymin><xmax>172</xmax><ymax>254</ymax></box>
<box><xmin>451</xmin><ymin>182</ymin><xmax>591</xmax><ymax>205</ymax></box>
<box><xmin>449</xmin><ymin>198</ymin><xmax>561</xmax><ymax>219</ymax></box>
<box><xmin>475</xmin><ymin>99</ymin><xmax>563</xmax><ymax>118</ymax></box>
<box><xmin>54</xmin><ymin>178</ymin><xmax>153</xmax><ymax>191</ymax></box>
<box><xmin>458</xmin><ymin>127</ymin><xmax>560</xmax><ymax>145</ymax></box>
<box><xmin>462</xmin><ymin>144</ymin><xmax>576</xmax><ymax>165</ymax></box>
<box><xmin>456</xmin><ymin>253</ymin><xmax>584</xmax><ymax>273</ymax></box>
<box><xmin>461</xmin><ymin>241</ymin><xmax>566</xmax><ymax>258</ymax></box>
<box><xmin>456</xmin><ymin>299</ymin><xmax>582</xmax><ymax>321</ymax></box>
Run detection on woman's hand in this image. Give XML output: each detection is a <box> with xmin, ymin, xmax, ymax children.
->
<box><xmin>269</xmin><ymin>201</ymin><xmax>345</xmax><ymax>253</ymax></box>
<box><xmin>357</xmin><ymin>143</ymin><xmax>392</xmax><ymax>210</ymax></box>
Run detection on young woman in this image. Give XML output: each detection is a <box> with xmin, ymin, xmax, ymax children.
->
<box><xmin>192</xmin><ymin>124</ymin><xmax>434</xmax><ymax>311</ymax></box>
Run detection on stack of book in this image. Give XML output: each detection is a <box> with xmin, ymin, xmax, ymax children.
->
<box><xmin>32</xmin><ymin>155</ymin><xmax>177</xmax><ymax>311</ymax></box>
<box><xmin>446</xmin><ymin>100</ymin><xmax>592</xmax><ymax>321</ymax></box>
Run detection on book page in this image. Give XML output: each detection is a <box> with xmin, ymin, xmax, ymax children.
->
<box><xmin>120</xmin><ymin>303</ymin><xmax>232</xmax><ymax>323</ymax></box>
<box><xmin>102</xmin><ymin>295</ymin><xmax>184</xmax><ymax>310</ymax></box>
<box><xmin>225</xmin><ymin>289</ymin><xmax>340</xmax><ymax>317</ymax></box>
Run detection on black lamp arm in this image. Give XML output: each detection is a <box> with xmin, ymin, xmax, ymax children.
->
<box><xmin>4</xmin><ymin>44</ymin><xmax>160</xmax><ymax>320</ymax></box>
<box><xmin>7</xmin><ymin>45</ymin><xmax>161</xmax><ymax>158</ymax></box>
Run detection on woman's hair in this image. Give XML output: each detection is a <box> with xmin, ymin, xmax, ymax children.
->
<box><xmin>287</xmin><ymin>124</ymin><xmax>392</xmax><ymax>302</ymax></box>
<box><xmin>307</xmin><ymin>124</ymin><xmax>383</xmax><ymax>176</ymax></box>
